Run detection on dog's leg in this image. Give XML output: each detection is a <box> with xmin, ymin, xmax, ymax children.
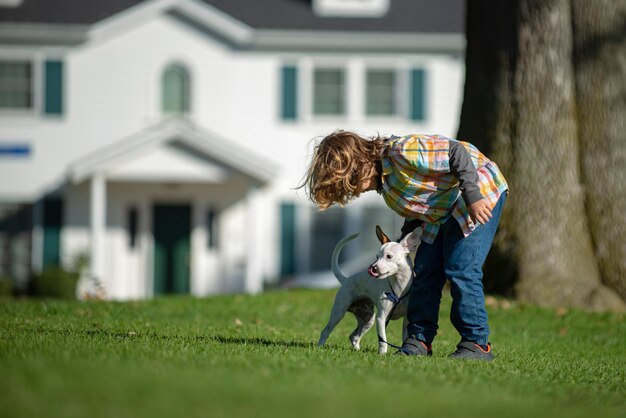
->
<box><xmin>349</xmin><ymin>313</ymin><xmax>375</xmax><ymax>350</ymax></box>
<box><xmin>375</xmin><ymin>304</ymin><xmax>392</xmax><ymax>354</ymax></box>
<box><xmin>376</xmin><ymin>315</ymin><xmax>388</xmax><ymax>354</ymax></box>
<box><xmin>318</xmin><ymin>301</ymin><xmax>349</xmax><ymax>347</ymax></box>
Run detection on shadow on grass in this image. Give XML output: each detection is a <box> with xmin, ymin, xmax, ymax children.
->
<box><xmin>207</xmin><ymin>335</ymin><xmax>316</xmax><ymax>349</ymax></box>
<box><xmin>23</xmin><ymin>327</ymin><xmax>317</xmax><ymax>350</ymax></box>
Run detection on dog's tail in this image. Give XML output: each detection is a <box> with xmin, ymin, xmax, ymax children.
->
<box><xmin>331</xmin><ymin>233</ymin><xmax>359</xmax><ymax>285</ymax></box>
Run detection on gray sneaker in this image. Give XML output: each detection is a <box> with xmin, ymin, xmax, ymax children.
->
<box><xmin>448</xmin><ymin>341</ymin><xmax>494</xmax><ymax>361</ymax></box>
<box><xmin>395</xmin><ymin>336</ymin><xmax>432</xmax><ymax>356</ymax></box>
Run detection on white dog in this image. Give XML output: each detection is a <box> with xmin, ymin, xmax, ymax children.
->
<box><xmin>318</xmin><ymin>226</ymin><xmax>421</xmax><ymax>354</ymax></box>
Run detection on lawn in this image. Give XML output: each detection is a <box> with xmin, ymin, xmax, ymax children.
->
<box><xmin>0</xmin><ymin>289</ymin><xmax>624</xmax><ymax>418</ymax></box>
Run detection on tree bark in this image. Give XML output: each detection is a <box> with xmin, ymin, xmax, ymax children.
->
<box><xmin>458</xmin><ymin>0</ymin><xmax>625</xmax><ymax>311</ymax></box>
<box><xmin>571</xmin><ymin>0</ymin><xmax>626</xmax><ymax>305</ymax></box>
<box><xmin>513</xmin><ymin>0</ymin><xmax>602</xmax><ymax>308</ymax></box>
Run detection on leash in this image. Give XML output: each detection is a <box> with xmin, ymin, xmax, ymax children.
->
<box><xmin>377</xmin><ymin>280</ymin><xmax>411</xmax><ymax>350</ymax></box>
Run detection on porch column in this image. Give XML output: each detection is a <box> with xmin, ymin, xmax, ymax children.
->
<box><xmin>245</xmin><ymin>186</ymin><xmax>264</xmax><ymax>294</ymax></box>
<box><xmin>90</xmin><ymin>173</ymin><xmax>106</xmax><ymax>282</ymax></box>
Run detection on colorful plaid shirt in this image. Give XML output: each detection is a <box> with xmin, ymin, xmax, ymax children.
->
<box><xmin>380</xmin><ymin>134</ymin><xmax>509</xmax><ymax>244</ymax></box>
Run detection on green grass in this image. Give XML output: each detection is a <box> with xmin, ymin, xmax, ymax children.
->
<box><xmin>0</xmin><ymin>289</ymin><xmax>624</xmax><ymax>418</ymax></box>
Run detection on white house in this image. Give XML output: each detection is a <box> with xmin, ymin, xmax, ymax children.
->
<box><xmin>0</xmin><ymin>0</ymin><xmax>466</xmax><ymax>299</ymax></box>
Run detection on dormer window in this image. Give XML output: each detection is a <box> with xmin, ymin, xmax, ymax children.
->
<box><xmin>312</xmin><ymin>0</ymin><xmax>390</xmax><ymax>18</ymax></box>
<box><xmin>161</xmin><ymin>64</ymin><xmax>190</xmax><ymax>115</ymax></box>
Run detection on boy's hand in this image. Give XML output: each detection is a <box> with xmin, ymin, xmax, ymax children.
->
<box><xmin>469</xmin><ymin>199</ymin><xmax>493</xmax><ymax>225</ymax></box>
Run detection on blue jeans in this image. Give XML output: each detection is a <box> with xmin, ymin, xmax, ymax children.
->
<box><xmin>406</xmin><ymin>194</ymin><xmax>506</xmax><ymax>346</ymax></box>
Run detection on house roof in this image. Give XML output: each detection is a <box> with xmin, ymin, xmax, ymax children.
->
<box><xmin>67</xmin><ymin>118</ymin><xmax>279</xmax><ymax>185</ymax></box>
<box><xmin>0</xmin><ymin>0</ymin><xmax>464</xmax><ymax>33</ymax></box>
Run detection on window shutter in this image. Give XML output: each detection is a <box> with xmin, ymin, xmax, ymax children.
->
<box><xmin>281</xmin><ymin>66</ymin><xmax>297</xmax><ymax>120</ymax></box>
<box><xmin>127</xmin><ymin>207</ymin><xmax>138</xmax><ymax>249</ymax></box>
<box><xmin>44</xmin><ymin>60</ymin><xmax>63</xmax><ymax>115</ymax></box>
<box><xmin>410</xmin><ymin>68</ymin><xmax>426</xmax><ymax>121</ymax></box>
<box><xmin>206</xmin><ymin>209</ymin><xmax>218</xmax><ymax>249</ymax></box>
<box><xmin>280</xmin><ymin>202</ymin><xmax>296</xmax><ymax>276</ymax></box>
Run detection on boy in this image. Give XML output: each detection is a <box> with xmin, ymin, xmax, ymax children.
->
<box><xmin>300</xmin><ymin>130</ymin><xmax>508</xmax><ymax>360</ymax></box>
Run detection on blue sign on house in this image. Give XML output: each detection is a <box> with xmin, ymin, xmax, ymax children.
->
<box><xmin>0</xmin><ymin>144</ymin><xmax>31</xmax><ymax>157</ymax></box>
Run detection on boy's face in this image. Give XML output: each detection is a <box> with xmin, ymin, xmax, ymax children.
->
<box><xmin>353</xmin><ymin>179</ymin><xmax>370</xmax><ymax>197</ymax></box>
<box><xmin>355</xmin><ymin>177</ymin><xmax>377</xmax><ymax>195</ymax></box>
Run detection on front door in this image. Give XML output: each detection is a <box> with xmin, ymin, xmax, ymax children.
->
<box><xmin>153</xmin><ymin>204</ymin><xmax>191</xmax><ymax>295</ymax></box>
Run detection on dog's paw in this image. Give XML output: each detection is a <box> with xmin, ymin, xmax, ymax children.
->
<box><xmin>349</xmin><ymin>335</ymin><xmax>361</xmax><ymax>350</ymax></box>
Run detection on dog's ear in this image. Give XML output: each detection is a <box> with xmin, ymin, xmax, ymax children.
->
<box><xmin>400</xmin><ymin>228</ymin><xmax>421</xmax><ymax>253</ymax></box>
<box><xmin>375</xmin><ymin>225</ymin><xmax>391</xmax><ymax>244</ymax></box>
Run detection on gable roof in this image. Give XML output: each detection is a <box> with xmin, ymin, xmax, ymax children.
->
<box><xmin>0</xmin><ymin>0</ymin><xmax>145</xmax><ymax>25</ymax></box>
<box><xmin>0</xmin><ymin>0</ymin><xmax>464</xmax><ymax>33</ymax></box>
<box><xmin>67</xmin><ymin>118</ymin><xmax>279</xmax><ymax>185</ymax></box>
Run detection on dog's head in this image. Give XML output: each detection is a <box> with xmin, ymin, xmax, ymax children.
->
<box><xmin>367</xmin><ymin>225</ymin><xmax>421</xmax><ymax>279</ymax></box>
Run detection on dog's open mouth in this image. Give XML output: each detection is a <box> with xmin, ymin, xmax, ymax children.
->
<box><xmin>368</xmin><ymin>266</ymin><xmax>380</xmax><ymax>278</ymax></box>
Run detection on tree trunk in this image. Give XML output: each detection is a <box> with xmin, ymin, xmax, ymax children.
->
<box><xmin>457</xmin><ymin>0</ymin><xmax>519</xmax><ymax>296</ymax></box>
<box><xmin>458</xmin><ymin>0</ymin><xmax>625</xmax><ymax>311</ymax></box>
<box><xmin>571</xmin><ymin>0</ymin><xmax>626</xmax><ymax>305</ymax></box>
<box><xmin>513</xmin><ymin>0</ymin><xmax>602</xmax><ymax>308</ymax></box>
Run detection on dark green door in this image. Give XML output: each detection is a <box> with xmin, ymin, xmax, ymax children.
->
<box><xmin>153</xmin><ymin>204</ymin><xmax>191</xmax><ymax>295</ymax></box>
<box><xmin>42</xmin><ymin>198</ymin><xmax>63</xmax><ymax>269</ymax></box>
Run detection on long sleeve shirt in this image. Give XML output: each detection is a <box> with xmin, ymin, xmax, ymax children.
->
<box><xmin>379</xmin><ymin>134</ymin><xmax>509</xmax><ymax>244</ymax></box>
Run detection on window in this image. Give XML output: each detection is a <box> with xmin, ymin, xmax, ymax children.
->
<box><xmin>366</xmin><ymin>69</ymin><xmax>396</xmax><ymax>116</ymax></box>
<box><xmin>279</xmin><ymin>63</ymin><xmax>428</xmax><ymax>122</ymax></box>
<box><xmin>310</xmin><ymin>206</ymin><xmax>344</xmax><ymax>272</ymax></box>
<box><xmin>161</xmin><ymin>64</ymin><xmax>190</xmax><ymax>115</ymax></box>
<box><xmin>0</xmin><ymin>61</ymin><xmax>32</xmax><ymax>110</ymax></box>
<box><xmin>313</xmin><ymin>68</ymin><xmax>345</xmax><ymax>116</ymax></box>
<box><xmin>360</xmin><ymin>206</ymin><xmax>403</xmax><ymax>255</ymax></box>
<box><xmin>313</xmin><ymin>0</ymin><xmax>390</xmax><ymax>17</ymax></box>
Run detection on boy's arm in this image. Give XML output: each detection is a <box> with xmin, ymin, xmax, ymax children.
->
<box><xmin>449</xmin><ymin>141</ymin><xmax>493</xmax><ymax>225</ymax></box>
<box><xmin>448</xmin><ymin>141</ymin><xmax>482</xmax><ymax>206</ymax></box>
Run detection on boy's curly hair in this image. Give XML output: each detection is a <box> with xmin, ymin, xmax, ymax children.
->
<box><xmin>299</xmin><ymin>130</ymin><xmax>385</xmax><ymax>210</ymax></box>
